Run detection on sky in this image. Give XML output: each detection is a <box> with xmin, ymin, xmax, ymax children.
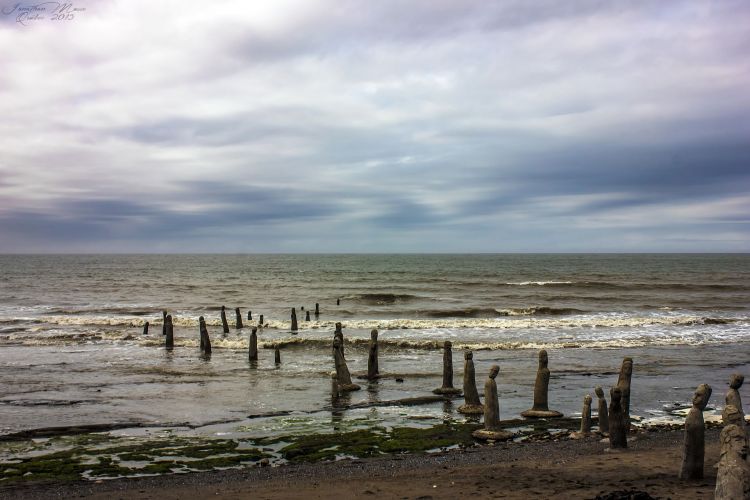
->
<box><xmin>0</xmin><ymin>0</ymin><xmax>749</xmax><ymax>253</ymax></box>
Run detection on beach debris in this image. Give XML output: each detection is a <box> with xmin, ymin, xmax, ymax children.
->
<box><xmin>521</xmin><ymin>349</ymin><xmax>563</xmax><ymax>418</ymax></box>
<box><xmin>142</xmin><ymin>321</ymin><xmax>149</xmax><ymax>335</ymax></box>
<box><xmin>162</xmin><ymin>310</ymin><xmax>167</xmax><ymax>336</ymax></box>
<box><xmin>608</xmin><ymin>387</ymin><xmax>627</xmax><ymax>449</ymax></box>
<box><xmin>333</xmin><ymin>336</ymin><xmax>360</xmax><ymax>392</ymax></box>
<box><xmin>291</xmin><ymin>308</ymin><xmax>298</xmax><ymax>332</ymax></box>
<box><xmin>679</xmin><ymin>383</ymin><xmax>712</xmax><ymax>480</ymax></box>
<box><xmin>715</xmin><ymin>404</ymin><xmax>750</xmax><ymax>499</ymax></box>
<box><xmin>248</xmin><ymin>327</ymin><xmax>258</xmax><ymax>362</ymax></box>
<box><xmin>458</xmin><ymin>350</ymin><xmax>484</xmax><ymax>414</ymax></box>
<box><xmin>595</xmin><ymin>386</ymin><xmax>609</xmax><ymax>433</ymax></box>
<box><xmin>472</xmin><ymin>365</ymin><xmax>513</xmax><ymax>441</ymax></box>
<box><xmin>305</xmin><ymin>311</ymin><xmax>310</xmax><ymax>321</ymax></box>
<box><xmin>165</xmin><ymin>314</ymin><xmax>174</xmax><ymax>350</ymax></box>
<box><xmin>274</xmin><ymin>345</ymin><xmax>281</xmax><ymax>365</ymax></box>
<box><xmin>235</xmin><ymin>307</ymin><xmax>243</xmax><ymax>329</ymax></box>
<box><xmin>433</xmin><ymin>341</ymin><xmax>462</xmax><ymax>395</ymax></box>
<box><xmin>220</xmin><ymin>306</ymin><xmax>229</xmax><ymax>334</ymax></box>
<box><xmin>617</xmin><ymin>357</ymin><xmax>634</xmax><ymax>431</ymax></box>
<box><xmin>247</xmin><ymin>310</ymin><xmax>252</xmax><ymax>321</ymax></box>
<box><xmin>337</xmin><ymin>298</ymin><xmax>340</xmax><ymax>306</ymax></box>
<box><xmin>199</xmin><ymin>316</ymin><xmax>211</xmax><ymax>354</ymax></box>
<box><xmin>726</xmin><ymin>373</ymin><xmax>745</xmax><ymax>421</ymax></box>
<box><xmin>334</xmin><ymin>322</ymin><xmax>344</xmax><ymax>358</ymax></box>
<box><xmin>259</xmin><ymin>314</ymin><xmax>264</xmax><ymax>328</ymax></box>
<box><xmin>315</xmin><ymin>302</ymin><xmax>320</xmax><ymax>317</ymax></box>
<box><xmin>367</xmin><ymin>329</ymin><xmax>380</xmax><ymax>380</ymax></box>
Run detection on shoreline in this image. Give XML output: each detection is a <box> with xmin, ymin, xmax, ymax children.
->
<box><xmin>1</xmin><ymin>427</ymin><xmax>722</xmax><ymax>500</ymax></box>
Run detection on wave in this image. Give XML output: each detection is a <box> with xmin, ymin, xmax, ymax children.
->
<box><xmin>503</xmin><ymin>281</ymin><xmax>749</xmax><ymax>292</ymax></box>
<box><xmin>419</xmin><ymin>307</ymin><xmax>585</xmax><ymax>318</ymax></box>
<box><xmin>345</xmin><ymin>293</ymin><xmax>421</xmax><ymax>305</ymax></box>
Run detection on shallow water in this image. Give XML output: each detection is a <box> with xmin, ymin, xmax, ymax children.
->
<box><xmin>0</xmin><ymin>254</ymin><xmax>749</xmax><ymax>440</ymax></box>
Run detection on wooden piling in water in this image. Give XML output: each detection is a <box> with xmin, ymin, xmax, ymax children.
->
<box><xmin>274</xmin><ymin>346</ymin><xmax>281</xmax><ymax>365</ymax></box>
<box><xmin>143</xmin><ymin>321</ymin><xmax>149</xmax><ymax>335</ymax></box>
<box><xmin>315</xmin><ymin>303</ymin><xmax>320</xmax><ymax>316</ymax></box>
<box><xmin>235</xmin><ymin>307</ymin><xmax>243</xmax><ymax>329</ymax></box>
<box><xmin>247</xmin><ymin>310</ymin><xmax>252</xmax><ymax>321</ymax></box>
<box><xmin>165</xmin><ymin>314</ymin><xmax>174</xmax><ymax>350</ymax></box>
<box><xmin>259</xmin><ymin>314</ymin><xmax>264</xmax><ymax>327</ymax></box>
<box><xmin>291</xmin><ymin>308</ymin><xmax>298</xmax><ymax>331</ymax></box>
<box><xmin>305</xmin><ymin>311</ymin><xmax>310</xmax><ymax>321</ymax></box>
<box><xmin>162</xmin><ymin>311</ymin><xmax>167</xmax><ymax>336</ymax></box>
<box><xmin>248</xmin><ymin>327</ymin><xmax>258</xmax><ymax>361</ymax></box>
<box><xmin>199</xmin><ymin>316</ymin><xmax>212</xmax><ymax>354</ymax></box>
<box><xmin>220</xmin><ymin>305</ymin><xmax>229</xmax><ymax>333</ymax></box>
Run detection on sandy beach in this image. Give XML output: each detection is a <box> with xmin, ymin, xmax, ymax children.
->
<box><xmin>0</xmin><ymin>427</ymin><xmax>722</xmax><ymax>500</ymax></box>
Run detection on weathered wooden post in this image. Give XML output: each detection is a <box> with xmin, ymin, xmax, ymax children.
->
<box><xmin>367</xmin><ymin>329</ymin><xmax>380</xmax><ymax>380</ymax></box>
<box><xmin>608</xmin><ymin>387</ymin><xmax>627</xmax><ymax>449</ymax></box>
<box><xmin>143</xmin><ymin>321</ymin><xmax>149</xmax><ymax>335</ymax></box>
<box><xmin>595</xmin><ymin>386</ymin><xmax>609</xmax><ymax>433</ymax></box>
<box><xmin>247</xmin><ymin>310</ymin><xmax>252</xmax><ymax>321</ymax></box>
<box><xmin>472</xmin><ymin>365</ymin><xmax>513</xmax><ymax>441</ymax></box>
<box><xmin>315</xmin><ymin>303</ymin><xmax>320</xmax><ymax>317</ymax></box>
<box><xmin>336</xmin><ymin>298</ymin><xmax>340</xmax><ymax>306</ymax></box>
<box><xmin>235</xmin><ymin>307</ymin><xmax>243</xmax><ymax>329</ymax></box>
<box><xmin>305</xmin><ymin>311</ymin><xmax>310</xmax><ymax>321</ymax></box>
<box><xmin>248</xmin><ymin>327</ymin><xmax>258</xmax><ymax>361</ymax></box>
<box><xmin>274</xmin><ymin>346</ymin><xmax>281</xmax><ymax>365</ymax></box>
<box><xmin>220</xmin><ymin>306</ymin><xmax>229</xmax><ymax>333</ymax></box>
<box><xmin>199</xmin><ymin>316</ymin><xmax>212</xmax><ymax>354</ymax></box>
<box><xmin>165</xmin><ymin>314</ymin><xmax>174</xmax><ymax>350</ymax></box>
<box><xmin>291</xmin><ymin>308</ymin><xmax>298</xmax><ymax>331</ymax></box>
<box><xmin>259</xmin><ymin>314</ymin><xmax>264</xmax><ymax>328</ymax></box>
<box><xmin>334</xmin><ymin>322</ymin><xmax>344</xmax><ymax>358</ymax></box>
<box><xmin>162</xmin><ymin>310</ymin><xmax>167</xmax><ymax>336</ymax></box>
<box><xmin>617</xmin><ymin>357</ymin><xmax>633</xmax><ymax>430</ymax></box>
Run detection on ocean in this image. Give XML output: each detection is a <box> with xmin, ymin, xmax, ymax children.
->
<box><xmin>1</xmin><ymin>253</ymin><xmax>749</xmax><ymax>442</ymax></box>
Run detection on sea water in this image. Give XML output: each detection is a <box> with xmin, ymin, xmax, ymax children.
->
<box><xmin>0</xmin><ymin>254</ymin><xmax>748</xmax><ymax>440</ymax></box>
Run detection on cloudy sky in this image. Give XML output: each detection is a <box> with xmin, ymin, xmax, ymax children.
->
<box><xmin>1</xmin><ymin>0</ymin><xmax>748</xmax><ymax>252</ymax></box>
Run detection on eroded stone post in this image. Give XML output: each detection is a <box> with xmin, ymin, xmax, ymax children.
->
<box><xmin>459</xmin><ymin>350</ymin><xmax>483</xmax><ymax>414</ymax></box>
<box><xmin>714</xmin><ymin>404</ymin><xmax>750</xmax><ymax>499</ymax></box>
<box><xmin>432</xmin><ymin>341</ymin><xmax>461</xmax><ymax>395</ymax></box>
<box><xmin>679</xmin><ymin>383</ymin><xmax>712</xmax><ymax>480</ymax></box>
<box><xmin>472</xmin><ymin>365</ymin><xmax>513</xmax><ymax>441</ymax></box>
<box><xmin>521</xmin><ymin>349</ymin><xmax>563</xmax><ymax>418</ymax></box>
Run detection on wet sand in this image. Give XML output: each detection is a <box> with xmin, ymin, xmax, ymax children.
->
<box><xmin>1</xmin><ymin>427</ymin><xmax>721</xmax><ymax>500</ymax></box>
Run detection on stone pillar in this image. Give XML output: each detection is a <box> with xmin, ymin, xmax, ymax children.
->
<box><xmin>291</xmin><ymin>308</ymin><xmax>298</xmax><ymax>331</ymax></box>
<box><xmin>367</xmin><ymin>329</ymin><xmax>379</xmax><ymax>380</ymax></box>
<box><xmin>433</xmin><ymin>341</ymin><xmax>462</xmax><ymax>395</ymax></box>
<box><xmin>595</xmin><ymin>386</ymin><xmax>609</xmax><ymax>433</ymax></box>
<box><xmin>235</xmin><ymin>307</ymin><xmax>243</xmax><ymax>329</ymax></box>
<box><xmin>521</xmin><ymin>349</ymin><xmax>563</xmax><ymax>418</ymax></box>
<box><xmin>608</xmin><ymin>387</ymin><xmax>627</xmax><ymax>449</ymax></box>
<box><xmin>248</xmin><ymin>327</ymin><xmax>258</xmax><ymax>361</ymax></box>
<box><xmin>165</xmin><ymin>314</ymin><xmax>174</xmax><ymax>350</ymax></box>
<box><xmin>472</xmin><ymin>365</ymin><xmax>513</xmax><ymax>441</ymax></box>
<box><xmin>679</xmin><ymin>383</ymin><xmax>712</xmax><ymax>480</ymax></box>
<box><xmin>715</xmin><ymin>404</ymin><xmax>750</xmax><ymax>499</ymax></box>
<box><xmin>220</xmin><ymin>306</ymin><xmax>229</xmax><ymax>334</ymax></box>
<box><xmin>459</xmin><ymin>350</ymin><xmax>483</xmax><ymax>414</ymax></box>
<box><xmin>143</xmin><ymin>321</ymin><xmax>149</xmax><ymax>335</ymax></box>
